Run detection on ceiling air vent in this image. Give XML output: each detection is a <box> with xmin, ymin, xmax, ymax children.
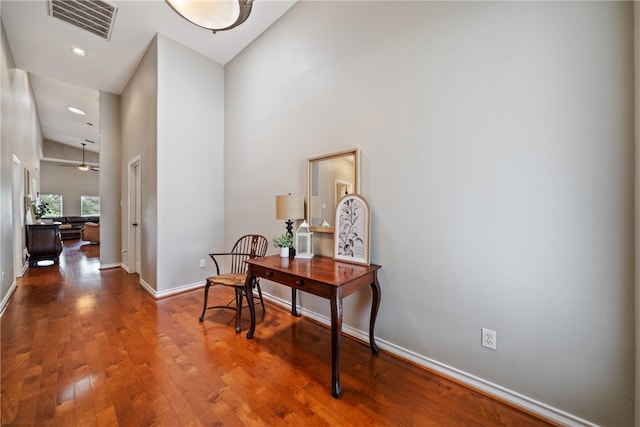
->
<box><xmin>48</xmin><ymin>0</ymin><xmax>118</xmax><ymax>41</ymax></box>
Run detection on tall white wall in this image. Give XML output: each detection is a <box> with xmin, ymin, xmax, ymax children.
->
<box><xmin>120</xmin><ymin>34</ymin><xmax>224</xmax><ymax>294</ymax></box>
<box><xmin>0</xmin><ymin>18</ymin><xmax>43</xmax><ymax>305</ymax></box>
<box><xmin>224</xmin><ymin>2</ymin><xmax>634</xmax><ymax>425</ymax></box>
<box><xmin>156</xmin><ymin>34</ymin><xmax>224</xmax><ymax>293</ymax></box>
<box><xmin>99</xmin><ymin>91</ymin><xmax>121</xmax><ymax>268</ymax></box>
<box><xmin>120</xmin><ymin>36</ymin><xmax>158</xmax><ymax>287</ymax></box>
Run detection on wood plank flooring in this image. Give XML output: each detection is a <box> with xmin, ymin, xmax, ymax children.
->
<box><xmin>1</xmin><ymin>240</ymin><xmax>558</xmax><ymax>426</ymax></box>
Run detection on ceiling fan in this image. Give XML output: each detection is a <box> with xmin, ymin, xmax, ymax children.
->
<box><xmin>59</xmin><ymin>142</ymin><xmax>99</xmax><ymax>172</ymax></box>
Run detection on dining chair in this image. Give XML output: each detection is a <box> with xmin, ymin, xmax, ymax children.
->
<box><xmin>199</xmin><ymin>234</ymin><xmax>268</xmax><ymax>333</ymax></box>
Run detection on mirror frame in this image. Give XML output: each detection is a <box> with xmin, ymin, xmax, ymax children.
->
<box><xmin>307</xmin><ymin>149</ymin><xmax>360</xmax><ymax>233</ymax></box>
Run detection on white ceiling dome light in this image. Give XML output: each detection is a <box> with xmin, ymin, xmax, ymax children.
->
<box><xmin>165</xmin><ymin>0</ymin><xmax>254</xmax><ymax>33</ymax></box>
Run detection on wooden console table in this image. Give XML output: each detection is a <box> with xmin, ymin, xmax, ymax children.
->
<box><xmin>26</xmin><ymin>223</ymin><xmax>63</xmax><ymax>266</ymax></box>
<box><xmin>244</xmin><ymin>254</ymin><xmax>382</xmax><ymax>398</ymax></box>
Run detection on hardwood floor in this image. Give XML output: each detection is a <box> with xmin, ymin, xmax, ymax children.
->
<box><xmin>1</xmin><ymin>240</ymin><xmax>557</xmax><ymax>426</ymax></box>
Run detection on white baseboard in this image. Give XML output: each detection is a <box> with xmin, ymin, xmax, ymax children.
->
<box><xmin>0</xmin><ymin>279</ymin><xmax>17</xmax><ymax>317</ymax></box>
<box><xmin>1</xmin><ymin>261</ymin><xmax>27</xmax><ymax>317</ymax></box>
<box><xmin>20</xmin><ymin>262</ymin><xmax>28</xmax><ymax>277</ymax></box>
<box><xmin>138</xmin><ymin>277</ymin><xmax>153</xmax><ymax>295</ymax></box>
<box><xmin>99</xmin><ymin>263</ymin><xmax>121</xmax><ymax>270</ymax></box>
<box><xmin>139</xmin><ymin>279</ymin><xmax>204</xmax><ymax>299</ymax></box>
<box><xmin>261</xmin><ymin>293</ymin><xmax>595</xmax><ymax>427</ymax></box>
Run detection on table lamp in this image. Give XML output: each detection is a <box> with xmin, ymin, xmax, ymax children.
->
<box><xmin>275</xmin><ymin>194</ymin><xmax>305</xmax><ymax>236</ymax></box>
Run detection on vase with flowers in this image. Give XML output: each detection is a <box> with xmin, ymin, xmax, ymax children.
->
<box><xmin>272</xmin><ymin>233</ymin><xmax>295</xmax><ymax>258</ymax></box>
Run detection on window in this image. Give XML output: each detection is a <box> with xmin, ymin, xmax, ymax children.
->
<box><xmin>39</xmin><ymin>194</ymin><xmax>62</xmax><ymax>217</ymax></box>
<box><xmin>81</xmin><ymin>195</ymin><xmax>100</xmax><ymax>216</ymax></box>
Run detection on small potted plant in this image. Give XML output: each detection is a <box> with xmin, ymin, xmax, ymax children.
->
<box><xmin>272</xmin><ymin>233</ymin><xmax>295</xmax><ymax>258</ymax></box>
<box><xmin>32</xmin><ymin>200</ymin><xmax>51</xmax><ymax>223</ymax></box>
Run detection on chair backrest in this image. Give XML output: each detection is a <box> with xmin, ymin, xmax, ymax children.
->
<box><xmin>229</xmin><ymin>235</ymin><xmax>268</xmax><ymax>274</ymax></box>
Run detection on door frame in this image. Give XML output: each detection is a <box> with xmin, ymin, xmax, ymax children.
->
<box><xmin>127</xmin><ymin>156</ymin><xmax>141</xmax><ymax>274</ymax></box>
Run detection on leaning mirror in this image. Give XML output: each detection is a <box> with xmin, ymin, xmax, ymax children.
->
<box><xmin>307</xmin><ymin>149</ymin><xmax>360</xmax><ymax>233</ymax></box>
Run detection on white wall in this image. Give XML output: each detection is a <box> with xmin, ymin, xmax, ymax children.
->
<box><xmin>224</xmin><ymin>2</ymin><xmax>634</xmax><ymax>425</ymax></box>
<box><xmin>120</xmin><ymin>36</ymin><xmax>158</xmax><ymax>287</ymax></box>
<box><xmin>99</xmin><ymin>91</ymin><xmax>121</xmax><ymax>268</ymax></box>
<box><xmin>40</xmin><ymin>162</ymin><xmax>99</xmax><ymax>216</ymax></box>
<box><xmin>40</xmin><ymin>140</ymin><xmax>99</xmax><ymax>217</ymax></box>
<box><xmin>0</xmin><ymin>18</ymin><xmax>43</xmax><ymax>306</ymax></box>
<box><xmin>120</xmin><ymin>34</ymin><xmax>224</xmax><ymax>294</ymax></box>
<box><xmin>156</xmin><ymin>34</ymin><xmax>224</xmax><ymax>293</ymax></box>
<box><xmin>43</xmin><ymin>139</ymin><xmax>99</xmax><ymax>163</ymax></box>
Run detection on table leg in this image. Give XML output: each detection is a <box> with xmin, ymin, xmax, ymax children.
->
<box><xmin>330</xmin><ymin>295</ymin><xmax>343</xmax><ymax>398</ymax></box>
<box><xmin>369</xmin><ymin>277</ymin><xmax>381</xmax><ymax>354</ymax></box>
<box><xmin>245</xmin><ymin>270</ymin><xmax>256</xmax><ymax>339</ymax></box>
<box><xmin>291</xmin><ymin>288</ymin><xmax>300</xmax><ymax>317</ymax></box>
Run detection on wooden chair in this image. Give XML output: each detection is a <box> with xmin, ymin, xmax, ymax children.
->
<box><xmin>199</xmin><ymin>235</ymin><xmax>268</xmax><ymax>333</ymax></box>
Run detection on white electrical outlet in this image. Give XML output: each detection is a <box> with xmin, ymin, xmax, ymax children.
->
<box><xmin>481</xmin><ymin>328</ymin><xmax>497</xmax><ymax>350</ymax></box>
<box><xmin>199</xmin><ymin>259</ymin><xmax>206</xmax><ymax>268</ymax></box>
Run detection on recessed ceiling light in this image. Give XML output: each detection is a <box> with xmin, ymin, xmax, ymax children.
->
<box><xmin>67</xmin><ymin>106</ymin><xmax>86</xmax><ymax>115</ymax></box>
<box><xmin>71</xmin><ymin>47</ymin><xmax>87</xmax><ymax>56</ymax></box>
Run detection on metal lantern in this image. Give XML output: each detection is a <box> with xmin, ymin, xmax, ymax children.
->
<box><xmin>295</xmin><ymin>220</ymin><xmax>314</xmax><ymax>259</ymax></box>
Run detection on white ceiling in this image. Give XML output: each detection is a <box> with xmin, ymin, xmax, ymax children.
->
<box><xmin>1</xmin><ymin>0</ymin><xmax>296</xmax><ymax>154</ymax></box>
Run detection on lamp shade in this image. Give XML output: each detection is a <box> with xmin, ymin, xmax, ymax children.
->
<box><xmin>275</xmin><ymin>195</ymin><xmax>304</xmax><ymax>220</ymax></box>
<box><xmin>165</xmin><ymin>0</ymin><xmax>253</xmax><ymax>33</ymax></box>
